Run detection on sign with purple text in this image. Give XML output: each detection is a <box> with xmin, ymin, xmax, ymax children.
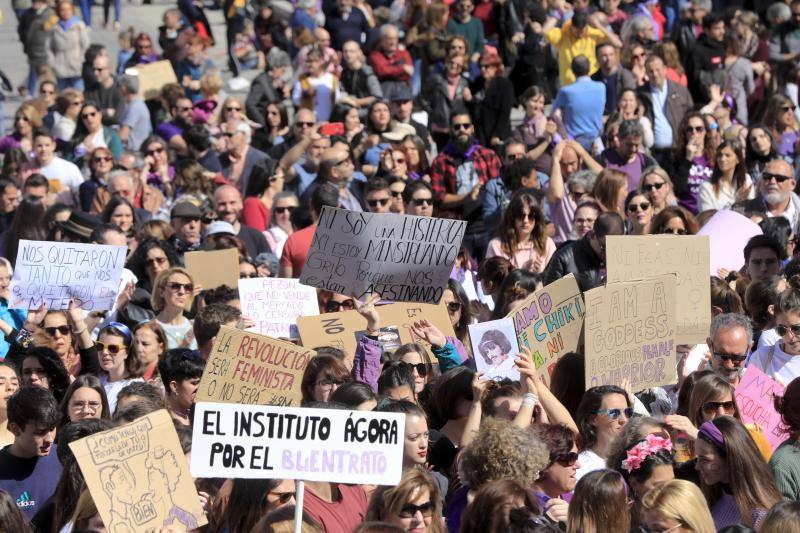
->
<box><xmin>191</xmin><ymin>402</ymin><xmax>405</xmax><ymax>485</ymax></box>
<box><xmin>734</xmin><ymin>366</ymin><xmax>787</xmax><ymax>450</ymax></box>
<box><xmin>506</xmin><ymin>275</ymin><xmax>584</xmax><ymax>387</ymax></box>
<box><xmin>584</xmin><ymin>274</ymin><xmax>677</xmax><ymax>392</ymax></box>
<box><xmin>238</xmin><ymin>277</ymin><xmax>319</xmax><ymax>339</ymax></box>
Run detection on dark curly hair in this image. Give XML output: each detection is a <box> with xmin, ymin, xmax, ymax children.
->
<box><xmin>20</xmin><ymin>347</ymin><xmax>71</xmax><ymax>403</ymax></box>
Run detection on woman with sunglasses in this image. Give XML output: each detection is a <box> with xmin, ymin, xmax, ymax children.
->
<box><xmin>695</xmin><ymin>417</ymin><xmax>781</xmax><ymax>530</ymax></box>
<box><xmin>366</xmin><ymin>469</ymin><xmax>445</xmax><ymax>533</ymax></box>
<box><xmin>641</xmin><ymin>479</ymin><xmax>716</xmax><ymax>533</ymax></box>
<box><xmin>624</xmin><ymin>190</ymin><xmax>654</xmax><ymax>235</ymax></box>
<box><xmin>486</xmin><ymin>190</ymin><xmax>556</xmax><ymax>273</ymax></box>
<box><xmin>698</xmin><ymin>140</ymin><xmax>754</xmax><ymax>212</ymax></box>
<box><xmin>58</xmin><ymin>375</ymin><xmax>110</xmax><ymax>429</ymax></box>
<box><xmin>0</xmin><ymin>102</ymin><xmax>42</xmax><ymax>154</ymax></box>
<box><xmin>140</xmin><ymin>136</ymin><xmax>174</xmax><ymax>197</ymax></box>
<box><xmin>763</xmin><ymin>94</ymin><xmax>800</xmax><ymax>164</ymax></box>
<box><xmin>69</xmin><ymin>103</ymin><xmax>123</xmax><ymax>163</ymax></box>
<box><xmin>749</xmin><ymin>275</ymin><xmax>800</xmax><ymax>385</ymax></box>
<box><xmin>94</xmin><ymin>322</ymin><xmax>145</xmax><ymax>411</ymax></box>
<box><xmin>262</xmin><ymin>191</ymin><xmax>298</xmax><ymax>257</ymax></box>
<box><xmin>575</xmin><ymin>385</ymin><xmax>632</xmax><ymax>481</ymax></box>
<box><xmin>649</xmin><ymin>205</ymin><xmax>700</xmax><ymax>235</ymax></box>
<box><xmin>152</xmin><ymin>267</ymin><xmax>197</xmax><ymax>350</ymax></box>
<box><xmin>300</xmin><ymin>354</ymin><xmax>351</xmax><ymax>403</ymax></box>
<box><xmin>639</xmin><ymin>166</ymin><xmax>677</xmax><ymax>215</ymax></box>
<box><xmin>744</xmin><ymin>125</ymin><xmax>778</xmax><ymax>184</ymax></box>
<box><xmin>393</xmin><ymin>343</ymin><xmax>439</xmax><ymax>396</ymax></box>
<box><xmin>671</xmin><ymin>111</ymin><xmax>714</xmax><ymax>215</ymax></box>
<box><xmin>125</xmin><ymin>237</ymin><xmax>178</xmax><ymax>317</ymax></box>
<box><xmin>531</xmin><ymin>424</ymin><xmax>581</xmax><ymax>525</ymax></box>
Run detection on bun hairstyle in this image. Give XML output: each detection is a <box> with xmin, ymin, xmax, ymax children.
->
<box><xmin>774</xmin><ymin>377</ymin><xmax>800</xmax><ymax>435</ymax></box>
<box><xmin>776</xmin><ymin>274</ymin><xmax>800</xmax><ymax>318</ymax></box>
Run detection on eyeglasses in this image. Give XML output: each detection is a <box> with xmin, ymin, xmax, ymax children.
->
<box><xmin>712</xmin><ymin>351</ymin><xmax>748</xmax><ymax>363</ymax></box>
<box><xmin>81</xmin><ymin>111</ymin><xmax>98</xmax><ymax>119</ymax></box>
<box><xmin>167</xmin><ymin>282</ymin><xmax>193</xmax><ymax>293</ymax></box>
<box><xmin>367</xmin><ymin>198</ymin><xmax>390</xmax><ymax>208</ymax></box>
<box><xmin>628</xmin><ymin>201</ymin><xmax>651</xmax><ymax>213</ymax></box>
<box><xmin>145</xmin><ymin>256</ymin><xmax>167</xmax><ymax>267</ymax></box>
<box><xmin>15</xmin><ymin>115</ymin><xmax>29</xmax><ymax>122</ymax></box>
<box><xmin>92</xmin><ymin>156</ymin><xmax>113</xmax><ymax>163</ymax></box>
<box><xmin>225</xmin><ymin>106</ymin><xmax>242</xmax><ymax>112</ymax></box>
<box><xmin>451</xmin><ymin>122</ymin><xmax>472</xmax><ymax>131</ymax></box>
<box><xmin>447</xmin><ymin>301</ymin><xmax>462</xmax><ymax>313</ymax></box>
<box><xmin>266</xmin><ymin>491</ymin><xmax>295</xmax><ymax>505</ymax></box>
<box><xmin>393</xmin><ymin>158</ymin><xmax>406</xmax><ymax>164</ymax></box>
<box><xmin>702</xmin><ymin>400</ymin><xmax>736</xmax><ymax>413</ymax></box>
<box><xmin>316</xmin><ymin>378</ymin><xmax>347</xmax><ymax>388</ymax></box>
<box><xmin>297</xmin><ymin>121</ymin><xmax>314</xmax><ymax>128</ymax></box>
<box><xmin>325</xmin><ymin>299</ymin><xmax>356</xmax><ymax>312</ymax></box>
<box><xmin>595</xmin><ymin>407</ymin><xmax>633</xmax><ymax>420</ymax></box>
<box><xmin>398</xmin><ymin>501</ymin><xmax>434</xmax><ymax>519</ymax></box>
<box><xmin>274</xmin><ymin>206</ymin><xmax>296</xmax><ymax>215</ymax></box>
<box><xmin>643</xmin><ymin>182</ymin><xmax>665</xmax><ymax>192</ymax></box>
<box><xmin>516</xmin><ymin>212</ymin><xmax>537</xmax><ymax>221</ymax></box>
<box><xmin>44</xmin><ymin>325</ymin><xmax>71</xmax><ymax>337</ymax></box>
<box><xmin>776</xmin><ymin>323</ymin><xmax>800</xmax><ymax>337</ymax></box>
<box><xmin>402</xmin><ymin>362</ymin><xmax>428</xmax><ymax>377</ymax></box>
<box><xmin>553</xmin><ymin>451</ymin><xmax>579</xmax><ymax>466</ymax></box>
<box><xmin>662</xmin><ymin>228</ymin><xmax>687</xmax><ymax>235</ymax></box>
<box><xmin>686</xmin><ymin>125</ymin><xmax>706</xmax><ymax>133</ymax></box>
<box><xmin>96</xmin><ymin>341</ymin><xmax>125</xmax><ymax>354</ymax></box>
<box><xmin>413</xmin><ymin>197</ymin><xmax>433</xmax><ymax>206</ymax></box>
<box><xmin>479</xmin><ymin>63</ymin><xmax>495</xmax><ymax>69</ymax></box>
<box><xmin>146</xmin><ymin>147</ymin><xmax>165</xmax><ymax>156</ymax></box>
<box><xmin>69</xmin><ymin>400</ymin><xmax>102</xmax><ymax>411</ymax></box>
<box><xmin>390</xmin><ymin>190</ymin><xmax>403</xmax><ymax>198</ymax></box>
<box><xmin>632</xmin><ymin>52</ymin><xmax>647</xmax><ymax>59</ymax></box>
<box><xmin>783</xmin><ymin>105</ymin><xmax>797</xmax><ymax>112</ymax></box>
<box><xmin>762</xmin><ymin>171</ymin><xmax>793</xmax><ymax>183</ymax></box>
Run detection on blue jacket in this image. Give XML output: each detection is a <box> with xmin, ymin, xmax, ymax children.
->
<box><xmin>0</xmin><ymin>301</ymin><xmax>25</xmax><ymax>360</ymax></box>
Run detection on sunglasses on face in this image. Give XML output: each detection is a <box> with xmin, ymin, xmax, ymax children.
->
<box><xmin>553</xmin><ymin>451</ymin><xmax>579</xmax><ymax>466</ymax></box>
<box><xmin>325</xmin><ymin>299</ymin><xmax>356</xmax><ymax>312</ymax></box>
<box><xmin>266</xmin><ymin>491</ymin><xmax>295</xmax><ymax>505</ymax></box>
<box><xmin>596</xmin><ymin>407</ymin><xmax>633</xmax><ymax>420</ymax></box>
<box><xmin>783</xmin><ymin>105</ymin><xmax>797</xmax><ymax>112</ymax></box>
<box><xmin>45</xmin><ymin>325</ymin><xmax>71</xmax><ymax>337</ymax></box>
<box><xmin>516</xmin><ymin>212</ymin><xmax>537</xmax><ymax>222</ymax></box>
<box><xmin>398</xmin><ymin>501</ymin><xmax>434</xmax><ymax>519</ymax></box>
<box><xmin>225</xmin><ymin>106</ymin><xmax>242</xmax><ymax>112</ymax></box>
<box><xmin>92</xmin><ymin>156</ymin><xmax>112</xmax><ymax>163</ymax></box>
<box><xmin>628</xmin><ymin>201</ymin><xmax>651</xmax><ymax>213</ymax></box>
<box><xmin>663</xmin><ymin>228</ymin><xmax>687</xmax><ymax>235</ymax></box>
<box><xmin>776</xmin><ymin>323</ymin><xmax>800</xmax><ymax>337</ymax></box>
<box><xmin>402</xmin><ymin>362</ymin><xmax>428</xmax><ymax>377</ymax></box>
<box><xmin>167</xmin><ymin>282</ymin><xmax>193</xmax><ymax>293</ymax></box>
<box><xmin>15</xmin><ymin>116</ymin><xmax>29</xmax><ymax>122</ymax></box>
<box><xmin>452</xmin><ymin>122</ymin><xmax>472</xmax><ymax>131</ymax></box>
<box><xmin>413</xmin><ymin>197</ymin><xmax>433</xmax><ymax>206</ymax></box>
<box><xmin>643</xmin><ymin>182</ymin><xmax>665</xmax><ymax>192</ymax></box>
<box><xmin>712</xmin><ymin>351</ymin><xmax>747</xmax><ymax>363</ymax></box>
<box><xmin>447</xmin><ymin>301</ymin><xmax>462</xmax><ymax>313</ymax></box>
<box><xmin>702</xmin><ymin>400</ymin><xmax>736</xmax><ymax>413</ymax></box>
<box><xmin>390</xmin><ymin>190</ymin><xmax>404</xmax><ymax>198</ymax></box>
<box><xmin>81</xmin><ymin>111</ymin><xmax>98</xmax><ymax>119</ymax></box>
<box><xmin>175</xmin><ymin>106</ymin><xmax>193</xmax><ymax>113</ymax></box>
<box><xmin>686</xmin><ymin>125</ymin><xmax>706</xmax><ymax>134</ymax></box>
<box><xmin>568</xmin><ymin>190</ymin><xmax>587</xmax><ymax>202</ymax></box>
<box><xmin>368</xmin><ymin>198</ymin><xmax>390</xmax><ymax>208</ymax></box>
<box><xmin>762</xmin><ymin>171</ymin><xmax>793</xmax><ymax>183</ymax></box>
<box><xmin>316</xmin><ymin>377</ymin><xmax>347</xmax><ymax>388</ymax></box>
<box><xmin>97</xmin><ymin>341</ymin><xmax>125</xmax><ymax>354</ymax></box>
<box><xmin>297</xmin><ymin>121</ymin><xmax>314</xmax><ymax>128</ymax></box>
<box><xmin>274</xmin><ymin>206</ymin><xmax>296</xmax><ymax>215</ymax></box>
<box><xmin>145</xmin><ymin>256</ymin><xmax>167</xmax><ymax>267</ymax></box>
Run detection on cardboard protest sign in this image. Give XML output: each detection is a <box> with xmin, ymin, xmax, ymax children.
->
<box><xmin>70</xmin><ymin>410</ymin><xmax>207</xmax><ymax>532</ymax></box>
<box><xmin>697</xmin><ymin>210</ymin><xmax>763</xmax><ymax>277</ymax></box>
<box><xmin>299</xmin><ymin>207</ymin><xmax>467</xmax><ymax>304</ymax></box>
<box><xmin>10</xmin><ymin>240</ymin><xmax>126</xmax><ymax>311</ymax></box>
<box><xmin>238</xmin><ymin>277</ymin><xmax>319</xmax><ymax>339</ymax></box>
<box><xmin>734</xmin><ymin>366</ymin><xmax>787</xmax><ymax>450</ymax></box>
<box><xmin>191</xmin><ymin>402</ymin><xmax>405</xmax><ymax>485</ymax></box>
<box><xmin>606</xmin><ymin>235</ymin><xmax>710</xmax><ymax>344</ymax></box>
<box><xmin>506</xmin><ymin>274</ymin><xmax>584</xmax><ymax>387</ymax></box>
<box><xmin>584</xmin><ymin>274</ymin><xmax>678</xmax><ymax>392</ymax></box>
<box><xmin>468</xmin><ymin>318</ymin><xmax>521</xmax><ymax>381</ymax></box>
<box><xmin>126</xmin><ymin>60</ymin><xmax>178</xmax><ymax>100</ymax></box>
<box><xmin>196</xmin><ymin>325</ymin><xmax>313</xmax><ymax>407</ymax></box>
<box><xmin>296</xmin><ymin>302</ymin><xmax>455</xmax><ymax>363</ymax></box>
<box><xmin>185</xmin><ymin>248</ymin><xmax>239</xmax><ymax>291</ymax></box>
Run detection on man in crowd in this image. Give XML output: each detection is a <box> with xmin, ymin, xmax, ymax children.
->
<box><xmin>339</xmin><ymin>40</ymin><xmax>382</xmax><ymax>112</ymax></box>
<box><xmin>117</xmin><ymin>74</ymin><xmax>152</xmax><ymax>152</ymax></box>
<box><xmin>591</xmin><ymin>43</ymin><xmax>635</xmax><ymax>115</ymax></box>
<box><xmin>85</xmin><ymin>54</ymin><xmax>125</xmax><ymax>125</ymax></box>
<box><xmin>744</xmin><ymin>235</ymin><xmax>783</xmax><ymax>282</ymax></box>
<box><xmin>280</xmin><ymin>182</ymin><xmax>339</xmax><ymax>278</ymax></box>
<box><xmin>193</xmin><ymin>304</ymin><xmax>242</xmax><ymax>360</ymax></box>
<box><xmin>552</xmin><ymin>55</ymin><xmax>605</xmax><ymax>151</ymax></box>
<box><xmin>325</xmin><ymin>0</ymin><xmax>370</xmax><ymax>51</ymax></box>
<box><xmin>686</xmin><ymin>13</ymin><xmax>726</xmax><ymax>102</ymax></box>
<box><xmin>23</xmin><ymin>129</ymin><xmax>83</xmax><ymax>207</ymax></box>
<box><xmin>369</xmin><ymin>24</ymin><xmax>413</xmax><ymax>97</ymax></box>
<box><xmin>155</xmin><ymin>95</ymin><xmax>193</xmax><ymax>155</ymax></box>
<box><xmin>769</xmin><ymin>0</ymin><xmax>800</xmax><ymax>83</ymax></box>
<box><xmin>220</xmin><ymin>120</ymin><xmax>270</xmax><ymax>194</ymax></box>
<box><xmin>213</xmin><ymin>185</ymin><xmax>271</xmax><ymax>258</ymax></box>
<box><xmin>300</xmin><ymin>146</ymin><xmax>362</xmax><ymax>211</ymax></box>
<box><xmin>364</xmin><ymin>178</ymin><xmax>393</xmax><ymax>214</ymax></box>
<box><xmin>739</xmin><ymin>159</ymin><xmax>800</xmax><ymax>230</ymax></box>
<box><xmin>548</xmin><ymin>141</ymin><xmax>602</xmax><ymax>244</ymax></box>
<box><xmin>0</xmin><ymin>180</ymin><xmax>19</xmax><ymax>233</ymax></box>
<box><xmin>545</xmin><ymin>10</ymin><xmax>622</xmax><ymax>86</ymax></box>
<box><xmin>602</xmin><ymin>119</ymin><xmax>657</xmax><ymax>190</ymax></box>
<box><xmin>705</xmin><ymin>313</ymin><xmax>752</xmax><ymax>387</ymax></box>
<box><xmin>169</xmin><ymin>202</ymin><xmax>203</xmax><ymax>261</ymax></box>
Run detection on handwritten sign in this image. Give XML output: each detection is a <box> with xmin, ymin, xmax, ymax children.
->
<box><xmin>584</xmin><ymin>274</ymin><xmax>678</xmax><ymax>392</ymax></box>
<box><xmin>127</xmin><ymin>60</ymin><xmax>178</xmax><ymax>100</ymax></box>
<box><xmin>185</xmin><ymin>248</ymin><xmax>239</xmax><ymax>291</ymax></box>
<box><xmin>697</xmin><ymin>210</ymin><xmax>763</xmax><ymax>277</ymax></box>
<box><xmin>195</xmin><ymin>325</ymin><xmax>313</xmax><ymax>407</ymax></box>
<box><xmin>70</xmin><ymin>410</ymin><xmax>207</xmax><ymax>532</ymax></box>
<box><xmin>506</xmin><ymin>274</ymin><xmax>584</xmax><ymax>387</ymax></box>
<box><xmin>468</xmin><ymin>317</ymin><xmax>521</xmax><ymax>381</ymax></box>
<box><xmin>735</xmin><ymin>366</ymin><xmax>787</xmax><ymax>450</ymax></box>
<box><xmin>299</xmin><ymin>207</ymin><xmax>467</xmax><ymax>304</ymax></box>
<box><xmin>191</xmin><ymin>402</ymin><xmax>405</xmax><ymax>485</ymax></box>
<box><xmin>10</xmin><ymin>240</ymin><xmax>126</xmax><ymax>311</ymax></box>
<box><xmin>238</xmin><ymin>277</ymin><xmax>319</xmax><ymax>339</ymax></box>
<box><xmin>296</xmin><ymin>302</ymin><xmax>455</xmax><ymax>364</ymax></box>
<box><xmin>606</xmin><ymin>235</ymin><xmax>710</xmax><ymax>344</ymax></box>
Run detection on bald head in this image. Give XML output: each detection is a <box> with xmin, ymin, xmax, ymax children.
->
<box><xmin>214</xmin><ymin>185</ymin><xmax>243</xmax><ymax>224</ymax></box>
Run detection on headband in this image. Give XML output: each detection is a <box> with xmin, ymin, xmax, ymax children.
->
<box><xmin>698</xmin><ymin>420</ymin><xmax>725</xmax><ymax>450</ymax></box>
<box><xmin>104</xmin><ymin>321</ymin><xmax>133</xmax><ymax>345</ymax></box>
<box><xmin>621</xmin><ymin>434</ymin><xmax>673</xmax><ymax>473</ymax></box>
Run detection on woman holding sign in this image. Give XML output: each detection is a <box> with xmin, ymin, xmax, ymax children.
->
<box><xmin>152</xmin><ymin>267</ymin><xmax>198</xmax><ymax>350</ymax></box>
<box><xmin>485</xmin><ymin>190</ymin><xmax>556</xmax><ymax>273</ymax></box>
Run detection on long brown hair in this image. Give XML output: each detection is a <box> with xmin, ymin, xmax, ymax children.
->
<box><xmin>688</xmin><ymin>372</ymin><xmax>743</xmax><ymax>429</ymax></box>
<box><xmin>365</xmin><ymin>470</ymin><xmax>445</xmax><ymax>533</ymax></box>
<box><xmin>567</xmin><ymin>469</ymin><xmax>630</xmax><ymax>533</ymax></box>
<box><xmin>460</xmin><ymin>479</ymin><xmax>541</xmax><ymax>533</ymax></box>
<box><xmin>698</xmin><ymin>416</ymin><xmax>782</xmax><ymax>527</ymax></box>
<box><xmin>591</xmin><ymin>169</ymin><xmax>628</xmax><ymax>216</ymax></box>
<box><xmin>674</xmin><ymin>111</ymin><xmax>716</xmax><ymax>163</ymax></box>
<box><xmin>497</xmin><ymin>190</ymin><xmax>547</xmax><ymax>256</ymax></box>
<box><xmin>710</xmin><ymin>140</ymin><xmax>747</xmax><ymax>196</ymax></box>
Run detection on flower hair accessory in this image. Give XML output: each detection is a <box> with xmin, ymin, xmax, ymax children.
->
<box><xmin>621</xmin><ymin>434</ymin><xmax>673</xmax><ymax>473</ymax></box>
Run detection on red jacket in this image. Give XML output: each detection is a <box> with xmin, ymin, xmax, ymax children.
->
<box><xmin>368</xmin><ymin>48</ymin><xmax>412</xmax><ymax>82</ymax></box>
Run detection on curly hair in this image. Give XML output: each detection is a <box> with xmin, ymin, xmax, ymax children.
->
<box><xmin>460</xmin><ymin>417</ymin><xmax>550</xmax><ymax>489</ymax></box>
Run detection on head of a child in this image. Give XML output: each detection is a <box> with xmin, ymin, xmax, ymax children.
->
<box><xmin>8</xmin><ymin>387</ymin><xmax>59</xmax><ymax>458</ymax></box>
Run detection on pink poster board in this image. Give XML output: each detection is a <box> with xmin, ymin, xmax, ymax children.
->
<box><xmin>734</xmin><ymin>366</ymin><xmax>787</xmax><ymax>450</ymax></box>
<box><xmin>697</xmin><ymin>210</ymin><xmax>762</xmax><ymax>277</ymax></box>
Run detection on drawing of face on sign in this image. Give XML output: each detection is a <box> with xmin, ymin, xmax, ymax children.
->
<box><xmin>100</xmin><ymin>463</ymin><xmax>136</xmax><ymax>521</ymax></box>
<box><xmin>479</xmin><ymin>330</ymin><xmax>512</xmax><ymax>367</ymax></box>
<box><xmin>144</xmin><ymin>446</ymin><xmax>201</xmax><ymax>530</ymax></box>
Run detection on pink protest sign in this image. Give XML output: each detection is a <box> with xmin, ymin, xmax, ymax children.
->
<box><xmin>697</xmin><ymin>210</ymin><xmax>762</xmax><ymax>277</ymax></box>
<box><xmin>734</xmin><ymin>366</ymin><xmax>787</xmax><ymax>450</ymax></box>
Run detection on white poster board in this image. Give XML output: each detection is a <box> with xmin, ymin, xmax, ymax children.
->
<box><xmin>238</xmin><ymin>277</ymin><xmax>319</xmax><ymax>339</ymax></box>
<box><xmin>468</xmin><ymin>317</ymin><xmax>521</xmax><ymax>381</ymax></box>
<box><xmin>10</xmin><ymin>240</ymin><xmax>126</xmax><ymax>311</ymax></box>
<box><xmin>191</xmin><ymin>402</ymin><xmax>405</xmax><ymax>485</ymax></box>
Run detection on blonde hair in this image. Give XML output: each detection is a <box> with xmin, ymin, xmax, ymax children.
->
<box><xmin>641</xmin><ymin>480</ymin><xmax>716</xmax><ymax>533</ymax></box>
<box><xmin>365</xmin><ymin>470</ymin><xmax>446</xmax><ymax>533</ymax></box>
<box><xmin>151</xmin><ymin>267</ymin><xmax>195</xmax><ymax>312</ymax></box>
<box><xmin>200</xmin><ymin>70</ymin><xmax>224</xmax><ymax>97</ymax></box>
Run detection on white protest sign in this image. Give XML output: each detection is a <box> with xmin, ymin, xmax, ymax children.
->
<box><xmin>238</xmin><ymin>278</ymin><xmax>319</xmax><ymax>338</ymax></box>
<box><xmin>10</xmin><ymin>240</ymin><xmax>126</xmax><ymax>311</ymax></box>
<box><xmin>299</xmin><ymin>207</ymin><xmax>467</xmax><ymax>304</ymax></box>
<box><xmin>191</xmin><ymin>402</ymin><xmax>405</xmax><ymax>485</ymax></box>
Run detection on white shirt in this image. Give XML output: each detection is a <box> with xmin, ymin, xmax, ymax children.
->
<box><xmin>576</xmin><ymin>449</ymin><xmax>606</xmax><ymax>481</ymax></box>
<box><xmin>757</xmin><ymin>328</ymin><xmax>781</xmax><ymax>350</ymax></box>
<box><xmin>748</xmin><ymin>342</ymin><xmax>800</xmax><ymax>386</ymax></box>
<box><xmin>37</xmin><ymin>156</ymin><xmax>84</xmax><ymax>206</ymax></box>
<box><xmin>697</xmin><ymin>174</ymin><xmax>755</xmax><ymax>212</ymax></box>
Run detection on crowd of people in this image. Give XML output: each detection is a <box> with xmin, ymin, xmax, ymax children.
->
<box><xmin>3</xmin><ymin>0</ymin><xmax>800</xmax><ymax>531</ymax></box>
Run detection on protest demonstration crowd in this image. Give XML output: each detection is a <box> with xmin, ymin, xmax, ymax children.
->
<box><xmin>8</xmin><ymin>0</ymin><xmax>800</xmax><ymax>530</ymax></box>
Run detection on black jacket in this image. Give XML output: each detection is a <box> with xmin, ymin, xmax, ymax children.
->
<box><xmin>687</xmin><ymin>33</ymin><xmax>726</xmax><ymax>102</ymax></box>
<box><xmin>543</xmin><ymin>236</ymin><xmax>605</xmax><ymax>292</ymax></box>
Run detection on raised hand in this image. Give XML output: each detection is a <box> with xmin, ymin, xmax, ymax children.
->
<box><xmin>409</xmin><ymin>319</ymin><xmax>447</xmax><ymax>348</ymax></box>
<box><xmin>355</xmin><ymin>292</ymin><xmax>381</xmax><ymax>332</ymax></box>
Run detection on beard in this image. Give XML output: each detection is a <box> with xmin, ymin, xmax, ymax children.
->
<box><xmin>714</xmin><ymin>365</ymin><xmax>743</xmax><ymax>385</ymax></box>
<box><xmin>453</xmin><ymin>134</ymin><xmax>473</xmax><ymax>151</ymax></box>
<box><xmin>764</xmin><ymin>190</ymin><xmax>789</xmax><ymax>206</ymax></box>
